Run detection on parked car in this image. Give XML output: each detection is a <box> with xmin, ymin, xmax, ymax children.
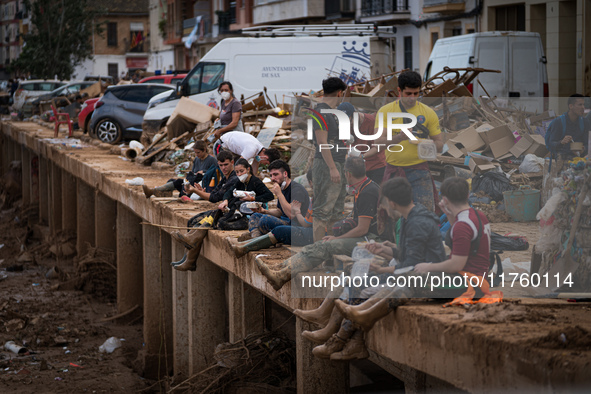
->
<box><xmin>13</xmin><ymin>80</ymin><xmax>67</xmax><ymax>111</ymax></box>
<box><xmin>138</xmin><ymin>74</ymin><xmax>187</xmax><ymax>85</ymax></box>
<box><xmin>89</xmin><ymin>83</ymin><xmax>175</xmax><ymax>144</ymax></box>
<box><xmin>78</xmin><ymin>97</ymin><xmax>100</xmax><ymax>133</ymax></box>
<box><xmin>25</xmin><ymin>81</ymin><xmax>96</xmax><ymax>114</ymax></box>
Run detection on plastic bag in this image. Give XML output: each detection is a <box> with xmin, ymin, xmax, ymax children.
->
<box><xmin>471</xmin><ymin>172</ymin><xmax>514</xmax><ymax>202</ymax></box>
<box><xmin>125</xmin><ymin>177</ymin><xmax>144</xmax><ymax>186</ymax></box>
<box><xmin>519</xmin><ymin>154</ymin><xmax>545</xmax><ymax>173</ymax></box>
<box><xmin>129</xmin><ymin>140</ymin><xmax>145</xmax><ymax>151</ymax></box>
<box><xmin>99</xmin><ymin>337</ymin><xmax>122</xmax><ymax>353</ymax></box>
<box><xmin>536</xmin><ymin>192</ymin><xmax>565</xmax><ymax>221</ymax></box>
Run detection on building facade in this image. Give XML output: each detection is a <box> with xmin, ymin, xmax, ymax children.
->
<box><xmin>149</xmin><ymin>0</ymin><xmax>175</xmax><ymax>73</ymax></box>
<box><xmin>0</xmin><ymin>0</ymin><xmax>31</xmax><ymax>80</ymax></box>
<box><xmin>73</xmin><ymin>1</ymin><xmax>150</xmax><ymax>81</ymax></box>
<box><xmin>482</xmin><ymin>0</ymin><xmax>591</xmax><ymax>111</ymax></box>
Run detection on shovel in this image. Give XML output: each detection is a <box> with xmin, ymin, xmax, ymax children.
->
<box><xmin>548</xmin><ymin>180</ymin><xmax>588</xmax><ymax>290</ymax></box>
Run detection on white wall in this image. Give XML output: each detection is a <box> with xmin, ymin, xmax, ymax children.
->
<box><xmin>148</xmin><ymin>50</ymin><xmax>175</xmax><ymax>73</ymax></box>
<box><xmin>72</xmin><ymin>55</ymin><xmax>127</xmax><ymax>80</ymax></box>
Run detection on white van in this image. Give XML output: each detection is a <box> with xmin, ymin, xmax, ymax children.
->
<box><xmin>142</xmin><ymin>24</ymin><xmax>394</xmax><ymax>135</ymax></box>
<box><xmin>424</xmin><ymin>31</ymin><xmax>548</xmax><ymax>112</ymax></box>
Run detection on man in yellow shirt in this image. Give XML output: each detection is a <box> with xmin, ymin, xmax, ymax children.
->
<box><xmin>364</xmin><ymin>71</ymin><xmax>443</xmax><ymax>211</ymax></box>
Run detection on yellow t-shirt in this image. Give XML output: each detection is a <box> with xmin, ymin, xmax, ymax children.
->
<box><xmin>375</xmin><ymin>101</ymin><xmax>441</xmax><ymax>167</ymax></box>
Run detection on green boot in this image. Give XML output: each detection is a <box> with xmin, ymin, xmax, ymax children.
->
<box><xmin>143</xmin><ymin>181</ymin><xmax>175</xmax><ymax>198</ymax></box>
<box><xmin>231</xmin><ymin>233</ymin><xmax>277</xmax><ymax>258</ymax></box>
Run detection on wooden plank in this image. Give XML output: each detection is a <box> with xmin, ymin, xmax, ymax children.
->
<box><xmin>137</xmin><ymin>131</ymin><xmax>190</xmax><ymax>165</ymax></box>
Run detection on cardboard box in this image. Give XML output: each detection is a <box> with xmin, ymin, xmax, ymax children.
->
<box><xmin>523</xmin><ymin>134</ymin><xmax>548</xmax><ymax>157</ymax></box>
<box><xmin>489</xmin><ymin>135</ymin><xmax>515</xmax><ymax>158</ymax></box>
<box><xmin>478</xmin><ymin>125</ymin><xmax>514</xmax><ymax>146</ymax></box>
<box><xmin>451</xmin><ymin>126</ymin><xmax>485</xmax><ymax>151</ymax></box>
<box><xmin>509</xmin><ymin>136</ymin><xmax>533</xmax><ymax>158</ymax></box>
<box><xmin>469</xmin><ymin>157</ymin><xmax>499</xmax><ymax>173</ymax></box>
<box><xmin>167</xmin><ymin>97</ymin><xmax>219</xmax><ymax>125</ymax></box>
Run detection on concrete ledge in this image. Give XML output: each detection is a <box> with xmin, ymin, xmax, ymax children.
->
<box><xmin>3</xmin><ymin>121</ymin><xmax>591</xmax><ymax>392</ymax></box>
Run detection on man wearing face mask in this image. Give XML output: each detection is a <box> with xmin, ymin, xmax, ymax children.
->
<box><xmin>311</xmin><ymin>77</ymin><xmax>349</xmax><ymax>242</ymax></box>
<box><xmin>245</xmin><ymin>160</ymin><xmax>310</xmax><ymax>240</ymax></box>
<box><xmin>254</xmin><ymin>157</ymin><xmax>380</xmax><ymax>291</ymax></box>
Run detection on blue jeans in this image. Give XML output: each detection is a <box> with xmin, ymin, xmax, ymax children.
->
<box><xmin>272</xmin><ymin>225</ymin><xmax>314</xmax><ymax>246</ymax></box>
<box><xmin>248</xmin><ymin>213</ymin><xmax>290</xmax><ymax>235</ymax></box>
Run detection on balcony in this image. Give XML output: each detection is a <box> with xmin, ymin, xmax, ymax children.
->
<box><xmin>325</xmin><ymin>0</ymin><xmax>355</xmax><ymax>21</ymax></box>
<box><xmin>423</xmin><ymin>0</ymin><xmax>465</xmax><ymax>14</ymax></box>
<box><xmin>360</xmin><ymin>0</ymin><xmax>411</xmax><ymax>23</ymax></box>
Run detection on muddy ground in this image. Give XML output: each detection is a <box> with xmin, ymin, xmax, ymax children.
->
<box><xmin>0</xmin><ymin>201</ymin><xmax>154</xmax><ymax>393</ymax></box>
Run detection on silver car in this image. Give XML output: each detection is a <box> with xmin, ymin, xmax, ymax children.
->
<box><xmin>89</xmin><ymin>84</ymin><xmax>174</xmax><ymax>144</ymax></box>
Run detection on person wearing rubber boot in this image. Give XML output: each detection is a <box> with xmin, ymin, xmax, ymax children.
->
<box><xmin>335</xmin><ymin>177</ymin><xmax>491</xmax><ymax>332</ymax></box>
<box><xmin>255</xmin><ymin>157</ymin><xmax>380</xmax><ymax>291</ymax></box>
<box><xmin>244</xmin><ymin>160</ymin><xmax>310</xmax><ymax>240</ymax></box>
<box><xmin>142</xmin><ymin>141</ymin><xmax>217</xmax><ymax>198</ymax></box>
<box><xmin>171</xmin><ymin>150</ymin><xmax>239</xmax><ymax>271</ymax></box>
<box><xmin>229</xmin><ymin>170</ymin><xmax>313</xmax><ymax>258</ymax></box>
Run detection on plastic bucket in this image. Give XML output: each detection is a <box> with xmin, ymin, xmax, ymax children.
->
<box><xmin>503</xmin><ymin>186</ymin><xmax>540</xmax><ymax>222</ymax></box>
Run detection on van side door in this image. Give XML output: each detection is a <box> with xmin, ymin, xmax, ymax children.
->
<box><xmin>474</xmin><ymin>36</ymin><xmax>508</xmax><ymax>99</ymax></box>
<box><xmin>509</xmin><ymin>35</ymin><xmax>546</xmax><ymax>112</ymax></box>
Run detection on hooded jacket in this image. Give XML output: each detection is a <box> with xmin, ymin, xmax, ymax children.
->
<box><xmin>397</xmin><ymin>204</ymin><xmax>446</xmax><ymax>268</ymax></box>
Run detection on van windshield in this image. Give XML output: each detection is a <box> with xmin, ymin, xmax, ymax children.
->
<box><xmin>186</xmin><ymin>62</ymin><xmax>225</xmax><ymax>96</ymax></box>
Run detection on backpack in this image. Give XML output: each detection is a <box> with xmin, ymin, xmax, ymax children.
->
<box><xmin>545</xmin><ymin>113</ymin><xmax>585</xmax><ymax>171</ymax></box>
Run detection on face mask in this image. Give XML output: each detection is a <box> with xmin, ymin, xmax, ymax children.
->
<box><xmin>220</xmin><ymin>91</ymin><xmax>231</xmax><ymax>100</ymax></box>
<box><xmin>255</xmin><ymin>155</ymin><xmax>261</xmax><ymax>162</ymax></box>
<box><xmin>346</xmin><ymin>185</ymin><xmax>355</xmax><ymax>195</ymax></box>
<box><xmin>238</xmin><ymin>174</ymin><xmax>248</xmax><ymax>183</ymax></box>
<box><xmin>281</xmin><ymin>181</ymin><xmax>287</xmax><ymax>190</ymax></box>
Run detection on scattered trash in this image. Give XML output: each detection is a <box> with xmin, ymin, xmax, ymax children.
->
<box><xmin>55</xmin><ymin>377</ymin><xmax>63</xmax><ymax>381</ymax></box>
<box><xmin>0</xmin><ymin>244</ymin><xmax>3</xmax><ymax>249</ymax></box>
<box><xmin>32</xmin><ymin>283</ymin><xmax>40</xmax><ymax>287</ymax></box>
<box><xmin>45</xmin><ymin>266</ymin><xmax>61</xmax><ymax>280</ymax></box>
<box><xmin>125</xmin><ymin>177</ymin><xmax>144</xmax><ymax>186</ymax></box>
<box><xmin>4</xmin><ymin>341</ymin><xmax>26</xmax><ymax>354</ymax></box>
<box><xmin>99</xmin><ymin>337</ymin><xmax>122</xmax><ymax>353</ymax></box>
<box><xmin>559</xmin><ymin>333</ymin><xmax>567</xmax><ymax>344</ymax></box>
<box><xmin>69</xmin><ymin>363</ymin><xmax>83</xmax><ymax>368</ymax></box>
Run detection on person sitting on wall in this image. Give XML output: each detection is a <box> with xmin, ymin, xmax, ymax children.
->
<box><xmin>170</xmin><ymin>150</ymin><xmax>239</xmax><ymax>272</ymax></box>
<box><xmin>241</xmin><ymin>160</ymin><xmax>310</xmax><ymax>242</ymax></box>
<box><xmin>142</xmin><ymin>140</ymin><xmax>217</xmax><ymax>198</ymax></box>
<box><xmin>254</xmin><ymin>157</ymin><xmax>380</xmax><ymax>291</ymax></box>
<box><xmin>334</xmin><ymin>177</ymin><xmax>493</xmax><ymax>333</ymax></box>
<box><xmin>229</xmin><ymin>170</ymin><xmax>314</xmax><ymax>257</ymax></box>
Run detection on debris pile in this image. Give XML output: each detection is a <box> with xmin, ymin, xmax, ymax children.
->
<box><xmin>169</xmin><ymin>331</ymin><xmax>295</xmax><ymax>393</ymax></box>
<box><xmin>535</xmin><ymin>158</ymin><xmax>591</xmax><ymax>290</ymax></box>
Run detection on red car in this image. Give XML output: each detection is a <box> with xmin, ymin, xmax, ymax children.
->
<box><xmin>138</xmin><ymin>74</ymin><xmax>187</xmax><ymax>85</ymax></box>
<box><xmin>78</xmin><ymin>98</ymin><xmax>100</xmax><ymax>133</ymax></box>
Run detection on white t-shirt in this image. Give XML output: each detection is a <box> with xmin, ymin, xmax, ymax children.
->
<box><xmin>220</xmin><ymin>131</ymin><xmax>264</xmax><ymax>160</ymax></box>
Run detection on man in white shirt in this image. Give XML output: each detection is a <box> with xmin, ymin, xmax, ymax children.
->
<box><xmin>215</xmin><ymin>131</ymin><xmax>281</xmax><ymax>174</ymax></box>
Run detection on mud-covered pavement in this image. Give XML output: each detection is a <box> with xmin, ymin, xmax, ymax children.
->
<box><xmin>0</xmin><ymin>202</ymin><xmax>152</xmax><ymax>393</ymax></box>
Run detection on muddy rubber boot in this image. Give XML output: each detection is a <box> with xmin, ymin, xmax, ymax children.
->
<box><xmin>231</xmin><ymin>233</ymin><xmax>277</xmax><ymax>258</ymax></box>
<box><xmin>334</xmin><ymin>287</ymin><xmax>394</xmax><ymax>316</ymax></box>
<box><xmin>294</xmin><ymin>288</ymin><xmax>341</xmax><ymax>326</ymax></box>
<box><xmin>330</xmin><ymin>329</ymin><xmax>369</xmax><ymax>361</ymax></box>
<box><xmin>254</xmin><ymin>255</ymin><xmax>291</xmax><ymax>291</ymax></box>
<box><xmin>171</xmin><ymin>252</ymin><xmax>186</xmax><ymax>266</ymax></box>
<box><xmin>311</xmin><ymin>334</ymin><xmax>346</xmax><ymax>359</ymax></box>
<box><xmin>301</xmin><ymin>308</ymin><xmax>343</xmax><ymax>344</ymax></box>
<box><xmin>172</xmin><ymin>224</ymin><xmax>211</xmax><ymax>250</ymax></box>
<box><xmin>173</xmin><ymin>245</ymin><xmax>200</xmax><ymax>272</ymax></box>
<box><xmin>143</xmin><ymin>181</ymin><xmax>175</xmax><ymax>198</ymax></box>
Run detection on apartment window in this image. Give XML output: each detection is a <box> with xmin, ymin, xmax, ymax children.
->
<box><xmin>452</xmin><ymin>27</ymin><xmax>462</xmax><ymax>36</ymax></box>
<box><xmin>495</xmin><ymin>5</ymin><xmax>525</xmax><ymax>31</ymax></box>
<box><xmin>108</xmin><ymin>63</ymin><xmax>118</xmax><ymax>80</ymax></box>
<box><xmin>431</xmin><ymin>32</ymin><xmax>439</xmax><ymax>49</ymax></box>
<box><xmin>404</xmin><ymin>36</ymin><xmax>412</xmax><ymax>70</ymax></box>
<box><xmin>107</xmin><ymin>22</ymin><xmax>118</xmax><ymax>47</ymax></box>
<box><xmin>467</xmin><ymin>28</ymin><xmax>475</xmax><ymax>34</ymax></box>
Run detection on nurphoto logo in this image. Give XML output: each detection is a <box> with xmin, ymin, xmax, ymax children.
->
<box><xmin>306</xmin><ymin>108</ymin><xmax>418</xmax><ymax>153</ymax></box>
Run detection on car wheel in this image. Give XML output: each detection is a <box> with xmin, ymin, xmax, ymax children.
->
<box><xmin>95</xmin><ymin>118</ymin><xmax>122</xmax><ymax>144</ymax></box>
